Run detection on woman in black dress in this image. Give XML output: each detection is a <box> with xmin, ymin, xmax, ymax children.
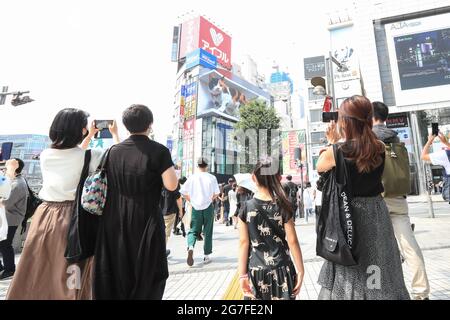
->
<box><xmin>94</xmin><ymin>105</ymin><xmax>178</xmax><ymax>300</ymax></box>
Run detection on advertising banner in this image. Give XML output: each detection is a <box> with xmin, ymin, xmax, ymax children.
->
<box><xmin>183</xmin><ymin>118</ymin><xmax>195</xmax><ymax>140</ymax></box>
<box><xmin>197</xmin><ymin>69</ymin><xmax>269</xmax><ymax>121</ymax></box>
<box><xmin>184</xmin><ymin>82</ymin><xmax>198</xmax><ymax>120</ymax></box>
<box><xmin>166</xmin><ymin>138</ymin><xmax>173</xmax><ymax>153</ymax></box>
<box><xmin>198</xmin><ymin>16</ymin><xmax>232</xmax><ymax>70</ymax></box>
<box><xmin>171</xmin><ymin>26</ymin><xmax>180</xmax><ymax>62</ymax></box>
<box><xmin>179</xmin><ymin>16</ymin><xmax>232</xmax><ymax>70</ymax></box>
<box><xmin>180</xmin><ymin>85</ymin><xmax>186</xmax><ymax>119</ymax></box>
<box><xmin>182</xmin><ymin>118</ymin><xmax>195</xmax><ymax>177</ymax></box>
<box><xmin>330</xmin><ymin>25</ymin><xmax>361</xmax><ymax>82</ymax></box>
<box><xmin>386</xmin><ymin>113</ymin><xmax>409</xmax><ymax>128</ymax></box>
<box><xmin>193</xmin><ymin>118</ymin><xmax>203</xmax><ymax>169</ymax></box>
<box><xmin>385</xmin><ymin>12</ymin><xmax>450</xmax><ymax>106</ymax></box>
<box><xmin>179</xmin><ymin>17</ymin><xmax>200</xmax><ymax>60</ymax></box>
<box><xmin>186</xmin><ymin>48</ymin><xmax>217</xmax><ymax>70</ymax></box>
<box><xmin>281</xmin><ymin>130</ymin><xmax>307</xmax><ymax>177</ymax></box>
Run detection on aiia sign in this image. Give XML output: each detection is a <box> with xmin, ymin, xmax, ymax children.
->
<box><xmin>179</xmin><ymin>16</ymin><xmax>232</xmax><ymax>70</ymax></box>
<box><xmin>390</xmin><ymin>21</ymin><xmax>422</xmax><ymax>30</ymax></box>
<box><xmin>186</xmin><ymin>48</ymin><xmax>217</xmax><ymax>70</ymax></box>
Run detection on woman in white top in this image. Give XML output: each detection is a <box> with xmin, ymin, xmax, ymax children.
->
<box><xmin>7</xmin><ymin>108</ymin><xmax>119</xmax><ymax>300</ymax></box>
<box><xmin>302</xmin><ymin>182</ymin><xmax>314</xmax><ymax>218</ymax></box>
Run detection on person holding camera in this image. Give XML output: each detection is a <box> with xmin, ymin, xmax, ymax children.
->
<box><xmin>422</xmin><ymin>132</ymin><xmax>450</xmax><ymax>177</ymax></box>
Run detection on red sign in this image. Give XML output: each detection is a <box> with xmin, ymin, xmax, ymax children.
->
<box><xmin>198</xmin><ymin>17</ymin><xmax>232</xmax><ymax>70</ymax></box>
<box><xmin>183</xmin><ymin>119</ymin><xmax>195</xmax><ymax>140</ymax></box>
<box><xmin>179</xmin><ymin>16</ymin><xmax>232</xmax><ymax>70</ymax></box>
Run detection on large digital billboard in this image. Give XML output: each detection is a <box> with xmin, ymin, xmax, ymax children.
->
<box><xmin>196</xmin><ymin>69</ymin><xmax>270</xmax><ymax>121</ymax></box>
<box><xmin>385</xmin><ymin>12</ymin><xmax>450</xmax><ymax>106</ymax></box>
<box><xmin>394</xmin><ymin>28</ymin><xmax>450</xmax><ymax>90</ymax></box>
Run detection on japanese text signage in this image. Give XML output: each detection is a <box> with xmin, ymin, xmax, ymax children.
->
<box><xmin>303</xmin><ymin>56</ymin><xmax>326</xmax><ymax>79</ymax></box>
<box><xmin>186</xmin><ymin>48</ymin><xmax>217</xmax><ymax>70</ymax></box>
<box><xmin>179</xmin><ymin>16</ymin><xmax>232</xmax><ymax>70</ymax></box>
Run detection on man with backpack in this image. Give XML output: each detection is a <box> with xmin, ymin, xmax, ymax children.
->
<box><xmin>372</xmin><ymin>101</ymin><xmax>430</xmax><ymax>300</ymax></box>
<box><xmin>283</xmin><ymin>175</ymin><xmax>298</xmax><ymax>220</ymax></box>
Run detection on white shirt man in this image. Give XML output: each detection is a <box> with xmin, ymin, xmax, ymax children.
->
<box><xmin>180</xmin><ymin>158</ymin><xmax>219</xmax><ymax>267</ymax></box>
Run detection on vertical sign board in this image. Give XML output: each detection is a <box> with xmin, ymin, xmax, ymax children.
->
<box><xmin>179</xmin><ymin>17</ymin><xmax>201</xmax><ymax>60</ymax></box>
<box><xmin>281</xmin><ymin>130</ymin><xmax>307</xmax><ymax>180</ymax></box>
<box><xmin>183</xmin><ymin>119</ymin><xmax>195</xmax><ymax>177</ymax></box>
<box><xmin>193</xmin><ymin>118</ymin><xmax>203</xmax><ymax>172</ymax></box>
<box><xmin>171</xmin><ymin>26</ymin><xmax>180</xmax><ymax>62</ymax></box>
<box><xmin>184</xmin><ymin>82</ymin><xmax>198</xmax><ymax>120</ymax></box>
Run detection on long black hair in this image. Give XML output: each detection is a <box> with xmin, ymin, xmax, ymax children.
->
<box><xmin>49</xmin><ymin>108</ymin><xmax>89</xmax><ymax>149</ymax></box>
<box><xmin>252</xmin><ymin>157</ymin><xmax>294</xmax><ymax>221</ymax></box>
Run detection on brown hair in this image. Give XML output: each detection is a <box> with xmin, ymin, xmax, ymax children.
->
<box><xmin>252</xmin><ymin>158</ymin><xmax>293</xmax><ymax>221</ymax></box>
<box><xmin>338</xmin><ymin>95</ymin><xmax>385</xmax><ymax>173</ymax></box>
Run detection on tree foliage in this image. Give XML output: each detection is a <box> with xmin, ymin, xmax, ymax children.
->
<box><xmin>234</xmin><ymin>100</ymin><xmax>282</xmax><ymax>173</ymax></box>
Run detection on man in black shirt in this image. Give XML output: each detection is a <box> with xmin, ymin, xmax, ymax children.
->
<box><xmin>160</xmin><ymin>184</ymin><xmax>183</xmax><ymax>257</ymax></box>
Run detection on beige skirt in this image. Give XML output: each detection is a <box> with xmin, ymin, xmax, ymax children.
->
<box><xmin>6</xmin><ymin>201</ymin><xmax>93</xmax><ymax>300</ymax></box>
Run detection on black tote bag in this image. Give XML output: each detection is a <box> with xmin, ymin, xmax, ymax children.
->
<box><xmin>316</xmin><ymin>144</ymin><xmax>356</xmax><ymax>266</ymax></box>
<box><xmin>65</xmin><ymin>150</ymin><xmax>100</xmax><ymax>264</ymax></box>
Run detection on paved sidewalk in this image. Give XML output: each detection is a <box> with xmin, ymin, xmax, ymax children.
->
<box><xmin>1</xmin><ymin>201</ymin><xmax>449</xmax><ymax>300</ymax></box>
<box><xmin>163</xmin><ymin>201</ymin><xmax>450</xmax><ymax>300</ymax></box>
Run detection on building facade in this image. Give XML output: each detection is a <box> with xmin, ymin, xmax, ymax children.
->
<box><xmin>303</xmin><ymin>1</ymin><xmax>450</xmax><ymax>193</ymax></box>
<box><xmin>171</xmin><ymin>16</ymin><xmax>271</xmax><ymax>180</ymax></box>
<box><xmin>352</xmin><ymin>0</ymin><xmax>450</xmax><ymax>195</ymax></box>
<box><xmin>0</xmin><ymin>134</ymin><xmax>50</xmax><ymax>192</ymax></box>
<box><xmin>268</xmin><ymin>67</ymin><xmax>295</xmax><ymax>130</ymax></box>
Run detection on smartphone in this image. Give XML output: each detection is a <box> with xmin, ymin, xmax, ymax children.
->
<box><xmin>0</xmin><ymin>142</ymin><xmax>13</xmax><ymax>161</ymax></box>
<box><xmin>322</xmin><ymin>112</ymin><xmax>339</xmax><ymax>123</ymax></box>
<box><xmin>94</xmin><ymin>120</ymin><xmax>114</xmax><ymax>139</ymax></box>
<box><xmin>94</xmin><ymin>120</ymin><xmax>114</xmax><ymax>130</ymax></box>
<box><xmin>432</xmin><ymin>123</ymin><xmax>439</xmax><ymax>136</ymax></box>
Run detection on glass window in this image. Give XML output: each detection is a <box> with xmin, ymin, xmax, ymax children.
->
<box><xmin>310</xmin><ymin>131</ymin><xmax>326</xmax><ymax>145</ymax></box>
<box><xmin>312</xmin><ymin>156</ymin><xmax>320</xmax><ymax>170</ymax></box>
<box><xmin>310</xmin><ymin>109</ymin><xmax>322</xmax><ymax>123</ymax></box>
<box><xmin>308</xmin><ymin>87</ymin><xmax>323</xmax><ymax>101</ymax></box>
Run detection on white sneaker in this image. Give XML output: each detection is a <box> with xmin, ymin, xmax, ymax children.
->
<box><xmin>203</xmin><ymin>256</ymin><xmax>212</xmax><ymax>265</ymax></box>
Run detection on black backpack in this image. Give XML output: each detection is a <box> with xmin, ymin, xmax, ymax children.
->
<box><xmin>21</xmin><ymin>180</ymin><xmax>43</xmax><ymax>234</ymax></box>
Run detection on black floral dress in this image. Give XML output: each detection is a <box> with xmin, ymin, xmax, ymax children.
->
<box><xmin>239</xmin><ymin>198</ymin><xmax>297</xmax><ymax>300</ymax></box>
